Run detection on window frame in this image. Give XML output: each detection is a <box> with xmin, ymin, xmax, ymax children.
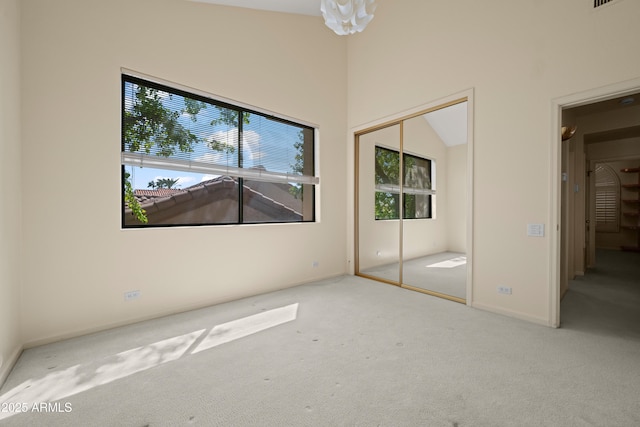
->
<box><xmin>374</xmin><ymin>145</ymin><xmax>435</xmax><ymax>221</ymax></box>
<box><xmin>121</xmin><ymin>72</ymin><xmax>318</xmax><ymax>228</ymax></box>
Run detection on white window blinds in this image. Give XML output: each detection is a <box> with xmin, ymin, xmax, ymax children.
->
<box><xmin>121</xmin><ymin>75</ymin><xmax>318</xmax><ymax>185</ymax></box>
<box><xmin>595</xmin><ymin>164</ymin><xmax>619</xmax><ymax>231</ymax></box>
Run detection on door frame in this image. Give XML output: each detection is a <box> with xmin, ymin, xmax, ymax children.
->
<box><xmin>550</xmin><ymin>77</ymin><xmax>640</xmax><ymax>327</ymax></box>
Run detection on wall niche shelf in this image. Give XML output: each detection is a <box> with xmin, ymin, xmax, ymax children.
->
<box><xmin>620</xmin><ymin>167</ymin><xmax>640</xmax><ymax>252</ymax></box>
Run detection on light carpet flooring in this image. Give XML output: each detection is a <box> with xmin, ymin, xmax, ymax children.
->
<box><xmin>1</xmin><ymin>249</ymin><xmax>639</xmax><ymax>426</ymax></box>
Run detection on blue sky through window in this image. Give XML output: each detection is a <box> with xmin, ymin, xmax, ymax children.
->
<box><xmin>123</xmin><ymin>80</ymin><xmax>305</xmax><ymax>191</ymax></box>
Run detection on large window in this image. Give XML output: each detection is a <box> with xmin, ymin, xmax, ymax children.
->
<box><xmin>374</xmin><ymin>146</ymin><xmax>434</xmax><ymax>220</ymax></box>
<box><xmin>121</xmin><ymin>74</ymin><xmax>317</xmax><ymax>228</ymax></box>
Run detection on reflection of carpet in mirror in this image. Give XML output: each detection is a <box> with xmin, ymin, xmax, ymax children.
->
<box><xmin>362</xmin><ymin>252</ymin><xmax>466</xmax><ymax>300</ymax></box>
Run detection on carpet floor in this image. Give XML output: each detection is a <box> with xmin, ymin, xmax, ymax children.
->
<box><xmin>1</xmin><ymin>250</ymin><xmax>639</xmax><ymax>426</ymax></box>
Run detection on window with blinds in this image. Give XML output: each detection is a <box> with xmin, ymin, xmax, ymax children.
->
<box><xmin>595</xmin><ymin>164</ymin><xmax>619</xmax><ymax>232</ymax></box>
<box><xmin>121</xmin><ymin>74</ymin><xmax>317</xmax><ymax>227</ymax></box>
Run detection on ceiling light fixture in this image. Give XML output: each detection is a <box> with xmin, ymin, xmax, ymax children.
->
<box><xmin>321</xmin><ymin>0</ymin><xmax>376</xmax><ymax>36</ymax></box>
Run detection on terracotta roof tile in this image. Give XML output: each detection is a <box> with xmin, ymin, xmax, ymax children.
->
<box><xmin>126</xmin><ymin>175</ymin><xmax>303</xmax><ymax>218</ymax></box>
<box><xmin>134</xmin><ymin>189</ymin><xmax>183</xmax><ymax>197</ymax></box>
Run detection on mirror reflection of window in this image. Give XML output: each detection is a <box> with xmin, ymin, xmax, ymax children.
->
<box><xmin>403</xmin><ymin>153</ymin><xmax>433</xmax><ymax>220</ymax></box>
<box><xmin>374</xmin><ymin>146</ymin><xmax>434</xmax><ymax>220</ymax></box>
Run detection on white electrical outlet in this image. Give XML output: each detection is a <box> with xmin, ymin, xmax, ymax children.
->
<box><xmin>124</xmin><ymin>290</ymin><xmax>141</xmax><ymax>301</ymax></box>
<box><xmin>497</xmin><ymin>286</ymin><xmax>512</xmax><ymax>295</ymax></box>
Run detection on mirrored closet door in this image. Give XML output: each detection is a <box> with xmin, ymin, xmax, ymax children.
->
<box><xmin>357</xmin><ymin>124</ymin><xmax>401</xmax><ymax>285</ymax></box>
<box><xmin>355</xmin><ymin>100</ymin><xmax>470</xmax><ymax>303</ymax></box>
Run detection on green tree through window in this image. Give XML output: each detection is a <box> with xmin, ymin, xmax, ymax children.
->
<box><xmin>374</xmin><ymin>146</ymin><xmax>433</xmax><ymax>220</ymax></box>
<box><xmin>121</xmin><ymin>74</ymin><xmax>316</xmax><ymax>227</ymax></box>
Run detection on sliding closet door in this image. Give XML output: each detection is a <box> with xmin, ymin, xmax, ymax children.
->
<box><xmin>401</xmin><ymin>115</ymin><xmax>439</xmax><ymax>291</ymax></box>
<box><xmin>355</xmin><ymin>98</ymin><xmax>470</xmax><ymax>303</ymax></box>
<box><xmin>357</xmin><ymin>124</ymin><xmax>401</xmax><ymax>285</ymax></box>
<box><xmin>401</xmin><ymin>104</ymin><xmax>468</xmax><ymax>302</ymax></box>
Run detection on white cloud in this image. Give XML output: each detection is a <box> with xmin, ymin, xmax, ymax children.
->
<box><xmin>176</xmin><ymin>176</ymin><xmax>196</xmax><ymax>186</ymax></box>
<box><xmin>195</xmin><ymin>151</ymin><xmax>233</xmax><ymax>167</ymax></box>
<box><xmin>203</xmin><ymin>128</ymin><xmax>262</xmax><ymax>164</ymax></box>
<box><xmin>200</xmin><ymin>174</ymin><xmax>220</xmax><ymax>182</ymax></box>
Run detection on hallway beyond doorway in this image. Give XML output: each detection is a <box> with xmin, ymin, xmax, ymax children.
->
<box><xmin>561</xmin><ymin>249</ymin><xmax>640</xmax><ymax>337</ymax></box>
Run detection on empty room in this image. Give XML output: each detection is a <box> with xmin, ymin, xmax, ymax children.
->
<box><xmin>1</xmin><ymin>0</ymin><xmax>640</xmax><ymax>425</ymax></box>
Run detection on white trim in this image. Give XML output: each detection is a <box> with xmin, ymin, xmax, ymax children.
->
<box><xmin>465</xmin><ymin>89</ymin><xmax>475</xmax><ymax>305</ymax></box>
<box><xmin>314</xmin><ymin>128</ymin><xmax>322</xmax><ymax>223</ymax></box>
<box><xmin>351</xmin><ymin>90</ymin><xmax>471</xmax><ymax>134</ymax></box>
<box><xmin>471</xmin><ymin>302</ymin><xmax>549</xmax><ymax>327</ymax></box>
<box><xmin>121</xmin><ymin>68</ymin><xmax>318</xmax><ymax>129</ymax></box>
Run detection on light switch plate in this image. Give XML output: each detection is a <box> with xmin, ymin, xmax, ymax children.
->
<box><xmin>527</xmin><ymin>224</ymin><xmax>545</xmax><ymax>237</ymax></box>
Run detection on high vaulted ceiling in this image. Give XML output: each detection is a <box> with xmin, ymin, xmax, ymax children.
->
<box><xmin>188</xmin><ymin>1</ymin><xmax>470</xmax><ymax>148</ymax></box>
<box><xmin>187</xmin><ymin>0</ymin><xmax>322</xmax><ymax>16</ymax></box>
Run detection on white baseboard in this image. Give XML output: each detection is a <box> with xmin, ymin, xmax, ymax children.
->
<box><xmin>471</xmin><ymin>302</ymin><xmax>550</xmax><ymax>327</ymax></box>
<box><xmin>0</xmin><ymin>345</ymin><xmax>23</xmax><ymax>388</ymax></box>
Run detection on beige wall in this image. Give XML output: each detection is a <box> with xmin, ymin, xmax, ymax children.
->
<box><xmin>357</xmin><ymin>125</ymin><xmax>400</xmax><ymax>270</ymax></box>
<box><xmin>19</xmin><ymin>0</ymin><xmax>347</xmax><ymax>346</ymax></box>
<box><xmin>0</xmin><ymin>0</ymin><xmax>22</xmax><ymax>382</ymax></box>
<box><xmin>347</xmin><ymin>0</ymin><xmax>640</xmax><ymax>324</ymax></box>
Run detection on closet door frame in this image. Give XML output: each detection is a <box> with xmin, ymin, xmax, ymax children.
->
<box><xmin>353</xmin><ymin>91</ymin><xmax>473</xmax><ymax>305</ymax></box>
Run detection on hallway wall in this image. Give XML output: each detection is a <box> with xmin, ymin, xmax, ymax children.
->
<box><xmin>573</xmin><ymin>104</ymin><xmax>640</xmax><ymax>268</ymax></box>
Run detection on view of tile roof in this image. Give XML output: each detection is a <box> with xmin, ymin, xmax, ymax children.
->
<box><xmin>133</xmin><ymin>188</ymin><xmax>183</xmax><ymax>203</ymax></box>
<box><xmin>132</xmin><ymin>176</ymin><xmax>231</xmax><ymax>206</ymax></box>
<box><xmin>125</xmin><ymin>175</ymin><xmax>304</xmax><ymax>225</ymax></box>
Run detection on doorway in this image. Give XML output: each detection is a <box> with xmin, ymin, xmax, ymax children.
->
<box><xmin>354</xmin><ymin>96</ymin><xmax>473</xmax><ymax>304</ymax></box>
<box><xmin>552</xmin><ymin>79</ymin><xmax>640</xmax><ymax>327</ymax></box>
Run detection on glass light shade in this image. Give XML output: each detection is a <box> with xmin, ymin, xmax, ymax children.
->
<box><xmin>321</xmin><ymin>0</ymin><xmax>376</xmax><ymax>35</ymax></box>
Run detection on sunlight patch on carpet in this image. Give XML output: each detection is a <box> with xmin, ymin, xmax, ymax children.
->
<box><xmin>192</xmin><ymin>303</ymin><xmax>298</xmax><ymax>354</ymax></box>
<box><xmin>0</xmin><ymin>303</ymin><xmax>298</xmax><ymax>421</ymax></box>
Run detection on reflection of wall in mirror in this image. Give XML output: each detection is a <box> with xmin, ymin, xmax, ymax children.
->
<box><xmin>358</xmin><ymin>126</ymin><xmax>401</xmax><ymax>271</ymax></box>
<box><xmin>447</xmin><ymin>144</ymin><xmax>467</xmax><ymax>253</ymax></box>
<box><xmin>402</xmin><ymin>116</ymin><xmax>448</xmax><ymax>261</ymax></box>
